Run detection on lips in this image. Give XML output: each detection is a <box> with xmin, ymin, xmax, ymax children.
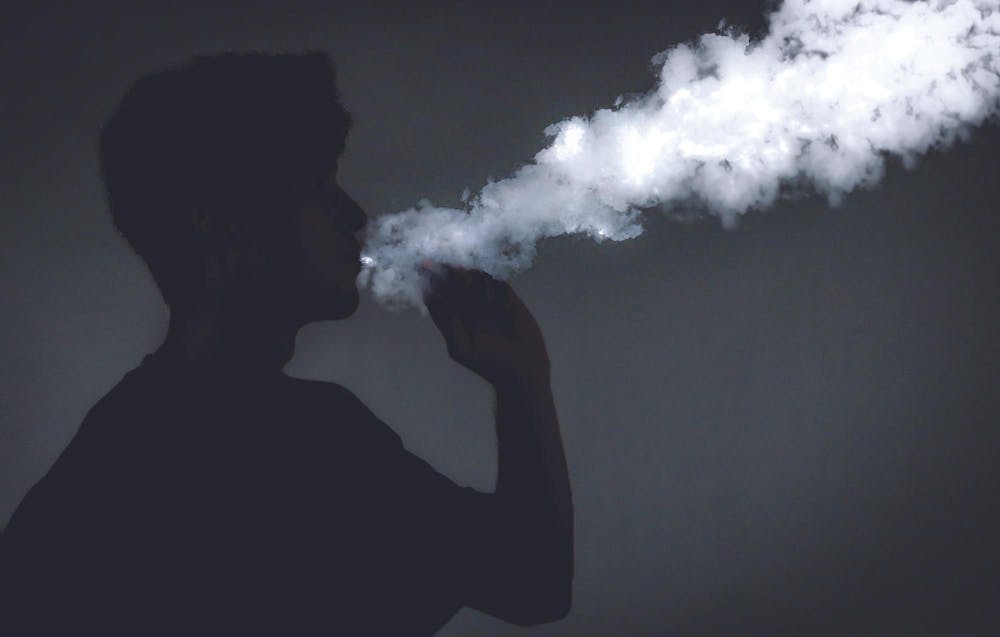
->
<box><xmin>347</xmin><ymin>241</ymin><xmax>363</xmax><ymax>263</ymax></box>
<box><xmin>345</xmin><ymin>252</ymin><xmax>363</xmax><ymax>269</ymax></box>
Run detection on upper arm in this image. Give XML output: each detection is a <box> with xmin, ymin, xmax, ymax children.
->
<box><xmin>363</xmin><ymin>422</ymin><xmax>571</xmax><ymax>625</ymax></box>
<box><xmin>324</xmin><ymin>384</ymin><xmax>571</xmax><ymax>625</ymax></box>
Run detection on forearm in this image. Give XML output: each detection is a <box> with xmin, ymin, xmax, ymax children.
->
<box><xmin>494</xmin><ymin>370</ymin><xmax>572</xmax><ymax>521</ymax></box>
<box><xmin>491</xmin><ymin>370</ymin><xmax>574</xmax><ymax>599</ymax></box>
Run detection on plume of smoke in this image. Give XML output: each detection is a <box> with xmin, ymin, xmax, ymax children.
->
<box><xmin>360</xmin><ymin>0</ymin><xmax>1000</xmax><ymax>310</ymax></box>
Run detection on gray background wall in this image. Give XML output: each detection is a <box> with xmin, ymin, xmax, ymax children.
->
<box><xmin>3</xmin><ymin>1</ymin><xmax>999</xmax><ymax>634</ymax></box>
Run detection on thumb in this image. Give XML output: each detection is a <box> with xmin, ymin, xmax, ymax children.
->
<box><xmin>427</xmin><ymin>295</ymin><xmax>474</xmax><ymax>358</ymax></box>
<box><xmin>424</xmin><ymin>282</ymin><xmax>453</xmax><ymax>335</ymax></box>
<box><xmin>423</xmin><ymin>263</ymin><xmax>464</xmax><ymax>326</ymax></box>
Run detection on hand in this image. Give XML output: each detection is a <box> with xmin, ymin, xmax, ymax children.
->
<box><xmin>424</xmin><ymin>265</ymin><xmax>551</xmax><ymax>387</ymax></box>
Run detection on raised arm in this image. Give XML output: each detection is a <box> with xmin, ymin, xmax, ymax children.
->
<box><xmin>424</xmin><ymin>266</ymin><xmax>573</xmax><ymax>626</ymax></box>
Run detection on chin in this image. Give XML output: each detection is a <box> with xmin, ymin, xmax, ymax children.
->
<box><xmin>336</xmin><ymin>289</ymin><xmax>361</xmax><ymax>318</ymax></box>
<box><xmin>313</xmin><ymin>286</ymin><xmax>360</xmax><ymax>321</ymax></box>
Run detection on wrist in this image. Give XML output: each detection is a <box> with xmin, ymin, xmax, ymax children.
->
<box><xmin>490</xmin><ymin>365</ymin><xmax>552</xmax><ymax>394</ymax></box>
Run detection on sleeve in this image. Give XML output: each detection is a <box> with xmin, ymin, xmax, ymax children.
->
<box><xmin>327</xmin><ymin>385</ymin><xmax>499</xmax><ymax>622</ymax></box>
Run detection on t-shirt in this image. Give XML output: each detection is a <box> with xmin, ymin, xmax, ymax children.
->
<box><xmin>0</xmin><ymin>351</ymin><xmax>494</xmax><ymax>636</ymax></box>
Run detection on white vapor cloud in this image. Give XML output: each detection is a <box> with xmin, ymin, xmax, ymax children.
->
<box><xmin>360</xmin><ymin>0</ymin><xmax>1000</xmax><ymax>310</ymax></box>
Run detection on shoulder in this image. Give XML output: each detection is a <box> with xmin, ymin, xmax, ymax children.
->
<box><xmin>74</xmin><ymin>362</ymin><xmax>187</xmax><ymax>439</ymax></box>
<box><xmin>278</xmin><ymin>376</ymin><xmax>404</xmax><ymax>448</ymax></box>
<box><xmin>280</xmin><ymin>375</ymin><xmax>366</xmax><ymax>407</ymax></box>
<box><xmin>278</xmin><ymin>375</ymin><xmax>372</xmax><ymax>418</ymax></box>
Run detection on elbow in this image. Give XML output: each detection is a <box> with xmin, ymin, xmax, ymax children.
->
<box><xmin>539</xmin><ymin>580</ymin><xmax>573</xmax><ymax>624</ymax></box>
<box><xmin>478</xmin><ymin>502</ymin><xmax>575</xmax><ymax>626</ymax></box>
<box><xmin>511</xmin><ymin>529</ymin><xmax>574</xmax><ymax>625</ymax></box>
<box><xmin>505</xmin><ymin>596</ymin><xmax>571</xmax><ymax>627</ymax></box>
<box><xmin>504</xmin><ymin>572</ymin><xmax>573</xmax><ymax>626</ymax></box>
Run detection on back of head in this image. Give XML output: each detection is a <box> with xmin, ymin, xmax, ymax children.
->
<box><xmin>99</xmin><ymin>52</ymin><xmax>353</xmax><ymax>308</ymax></box>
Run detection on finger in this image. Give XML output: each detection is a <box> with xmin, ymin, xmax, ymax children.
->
<box><xmin>427</xmin><ymin>266</ymin><xmax>506</xmax><ymax>323</ymax></box>
<box><xmin>424</xmin><ymin>294</ymin><xmax>451</xmax><ymax>337</ymax></box>
<box><xmin>473</xmin><ymin>273</ymin><xmax>508</xmax><ymax>323</ymax></box>
<box><xmin>424</xmin><ymin>272</ymin><xmax>461</xmax><ymax>330</ymax></box>
<box><xmin>448</xmin><ymin>314</ymin><xmax>474</xmax><ymax>355</ymax></box>
<box><xmin>493</xmin><ymin>281</ymin><xmax>518</xmax><ymax>333</ymax></box>
<box><xmin>425</xmin><ymin>267</ymin><xmax>479</xmax><ymax>336</ymax></box>
<box><xmin>433</xmin><ymin>267</ymin><xmax>478</xmax><ymax>313</ymax></box>
<box><xmin>490</xmin><ymin>276</ymin><xmax>512</xmax><ymax>310</ymax></box>
<box><xmin>470</xmin><ymin>271</ymin><xmax>513</xmax><ymax>313</ymax></box>
<box><xmin>484</xmin><ymin>273</ymin><xmax>503</xmax><ymax>309</ymax></box>
<box><xmin>424</xmin><ymin>265</ymin><xmax>462</xmax><ymax>310</ymax></box>
<box><xmin>426</xmin><ymin>292</ymin><xmax>471</xmax><ymax>351</ymax></box>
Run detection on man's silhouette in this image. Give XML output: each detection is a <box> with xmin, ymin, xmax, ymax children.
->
<box><xmin>0</xmin><ymin>52</ymin><xmax>573</xmax><ymax>635</ymax></box>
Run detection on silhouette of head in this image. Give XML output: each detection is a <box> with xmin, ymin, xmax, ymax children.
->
<box><xmin>100</xmin><ymin>52</ymin><xmax>367</xmax><ymax>324</ymax></box>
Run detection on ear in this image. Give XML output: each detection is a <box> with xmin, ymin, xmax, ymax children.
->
<box><xmin>191</xmin><ymin>206</ymin><xmax>225</xmax><ymax>249</ymax></box>
<box><xmin>192</xmin><ymin>207</ymin><xmax>252</xmax><ymax>252</ymax></box>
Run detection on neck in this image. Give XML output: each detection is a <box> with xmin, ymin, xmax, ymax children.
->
<box><xmin>156</xmin><ymin>300</ymin><xmax>300</xmax><ymax>374</ymax></box>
